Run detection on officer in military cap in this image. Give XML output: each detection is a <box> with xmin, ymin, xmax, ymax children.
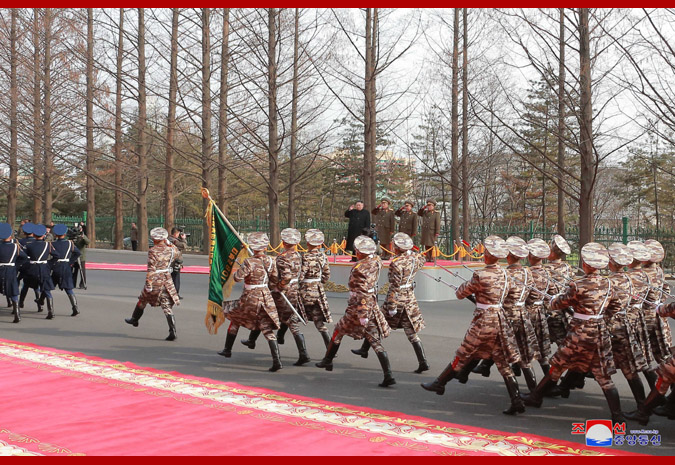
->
<box><xmin>372</xmin><ymin>198</ymin><xmax>396</xmax><ymax>259</ymax></box>
<box><xmin>50</xmin><ymin>224</ymin><xmax>82</xmax><ymax>316</ymax></box>
<box><xmin>316</xmin><ymin>235</ymin><xmax>395</xmax><ymax>388</ymax></box>
<box><xmin>219</xmin><ymin>232</ymin><xmax>283</xmax><ymax>372</ymax></box>
<box><xmin>523</xmin><ymin>243</ymin><xmax>626</xmax><ymax>425</ymax></box>
<box><xmin>418</xmin><ymin>199</ymin><xmax>441</xmax><ymax>263</ymax></box>
<box><xmin>642</xmin><ymin>239</ymin><xmax>671</xmax><ymax>366</ymax></box>
<box><xmin>24</xmin><ymin>224</ymin><xmax>61</xmax><ymax>318</ymax></box>
<box><xmin>353</xmin><ymin>232</ymin><xmax>429</xmax><ymax>373</ymax></box>
<box><xmin>299</xmin><ymin>229</ymin><xmax>332</xmax><ymax>348</ymax></box>
<box><xmin>422</xmin><ymin>236</ymin><xmax>525</xmax><ymax>416</ymax></box>
<box><xmin>545</xmin><ymin>235</ymin><xmax>573</xmax><ymax>346</ymax></box>
<box><xmin>125</xmin><ymin>227</ymin><xmax>182</xmax><ymax>341</ymax></box>
<box><xmin>395</xmin><ymin>201</ymin><xmax>419</xmax><ymax>244</ymax></box>
<box><xmin>0</xmin><ymin>223</ymin><xmax>27</xmax><ymax>323</ymax></box>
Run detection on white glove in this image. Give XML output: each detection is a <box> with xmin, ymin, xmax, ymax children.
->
<box><xmin>388</xmin><ymin>309</ymin><xmax>397</xmax><ymax>316</ymax></box>
<box><xmin>144</xmin><ymin>285</ymin><xmax>153</xmax><ymax>293</ymax></box>
<box><xmin>359</xmin><ymin>318</ymin><xmax>369</xmax><ymax>326</ymax></box>
<box><xmin>656</xmin><ymin>303</ymin><xmax>664</xmax><ymax>315</ymax></box>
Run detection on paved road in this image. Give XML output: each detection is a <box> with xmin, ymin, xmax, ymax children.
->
<box><xmin>1</xmin><ymin>249</ymin><xmax>672</xmax><ymax>455</ymax></box>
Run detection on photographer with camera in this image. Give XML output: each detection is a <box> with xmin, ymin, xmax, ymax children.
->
<box><xmin>70</xmin><ymin>225</ymin><xmax>90</xmax><ymax>290</ymax></box>
<box><xmin>168</xmin><ymin>227</ymin><xmax>187</xmax><ymax>299</ymax></box>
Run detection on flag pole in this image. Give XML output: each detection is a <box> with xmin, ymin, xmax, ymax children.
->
<box><xmin>201</xmin><ymin>188</ymin><xmax>253</xmax><ymax>255</ymax></box>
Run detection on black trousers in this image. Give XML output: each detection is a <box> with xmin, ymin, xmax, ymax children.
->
<box><xmin>131</xmin><ymin>240</ymin><xmax>138</xmax><ymax>251</ymax></box>
<box><xmin>171</xmin><ymin>270</ymin><xmax>181</xmax><ymax>295</ymax></box>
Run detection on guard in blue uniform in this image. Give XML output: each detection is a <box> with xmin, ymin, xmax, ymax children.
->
<box><xmin>50</xmin><ymin>224</ymin><xmax>81</xmax><ymax>316</ymax></box>
<box><xmin>17</xmin><ymin>222</ymin><xmax>41</xmax><ymax>311</ymax></box>
<box><xmin>0</xmin><ymin>223</ymin><xmax>27</xmax><ymax>323</ymax></box>
<box><xmin>24</xmin><ymin>224</ymin><xmax>60</xmax><ymax>319</ymax></box>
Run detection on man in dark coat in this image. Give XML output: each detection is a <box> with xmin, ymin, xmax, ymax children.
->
<box><xmin>344</xmin><ymin>200</ymin><xmax>371</xmax><ymax>260</ymax></box>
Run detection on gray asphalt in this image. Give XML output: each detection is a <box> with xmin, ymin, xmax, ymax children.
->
<box><xmin>1</xmin><ymin>249</ymin><xmax>672</xmax><ymax>455</ymax></box>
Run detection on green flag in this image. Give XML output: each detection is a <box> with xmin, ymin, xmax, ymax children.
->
<box><xmin>205</xmin><ymin>199</ymin><xmax>250</xmax><ymax>335</ymax></box>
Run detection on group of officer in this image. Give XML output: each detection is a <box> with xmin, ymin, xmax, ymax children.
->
<box><xmin>0</xmin><ymin>222</ymin><xmax>82</xmax><ymax>323</ymax></box>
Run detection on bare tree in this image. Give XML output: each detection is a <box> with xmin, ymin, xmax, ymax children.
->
<box><xmin>113</xmin><ymin>8</ymin><xmax>124</xmax><ymax>249</ymax></box>
<box><xmin>164</xmin><ymin>8</ymin><xmax>178</xmax><ymax>231</ymax></box>
<box><xmin>578</xmin><ymin>8</ymin><xmax>593</xmax><ymax>245</ymax></box>
<box><xmin>288</xmin><ymin>8</ymin><xmax>300</xmax><ymax>228</ymax></box>
<box><xmin>461</xmin><ymin>8</ymin><xmax>470</xmax><ymax>240</ymax></box>
<box><xmin>268</xmin><ymin>8</ymin><xmax>280</xmax><ymax>244</ymax></box>
<box><xmin>218</xmin><ymin>8</ymin><xmax>230</xmax><ymax>214</ymax></box>
<box><xmin>136</xmin><ymin>8</ymin><xmax>149</xmax><ymax>251</ymax></box>
<box><xmin>450</xmin><ymin>8</ymin><xmax>460</xmax><ymax>243</ymax></box>
<box><xmin>7</xmin><ymin>8</ymin><xmax>18</xmax><ymax>227</ymax></box>
<box><xmin>32</xmin><ymin>8</ymin><xmax>42</xmax><ymax>223</ymax></box>
<box><xmin>557</xmin><ymin>8</ymin><xmax>565</xmax><ymax>234</ymax></box>
<box><xmin>85</xmin><ymin>8</ymin><xmax>95</xmax><ymax>244</ymax></box>
<box><xmin>201</xmin><ymin>8</ymin><xmax>213</xmax><ymax>251</ymax></box>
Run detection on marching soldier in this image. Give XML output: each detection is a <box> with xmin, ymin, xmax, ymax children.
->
<box><xmin>605</xmin><ymin>243</ymin><xmax>650</xmax><ymax>412</ymax></box>
<box><xmin>218</xmin><ymin>232</ymin><xmax>283</xmax><ymax>372</ymax></box>
<box><xmin>125</xmin><ymin>227</ymin><xmax>181</xmax><ymax>341</ymax></box>
<box><xmin>299</xmin><ymin>229</ymin><xmax>332</xmax><ymax>348</ymax></box>
<box><xmin>642</xmin><ymin>239</ymin><xmax>672</xmax><ymax>366</ymax></box>
<box><xmin>17</xmin><ymin>222</ymin><xmax>40</xmax><ymax>311</ymax></box>
<box><xmin>24</xmin><ymin>224</ymin><xmax>60</xmax><ymax>318</ymax></box>
<box><xmin>316</xmin><ymin>235</ymin><xmax>395</xmax><ymax>388</ymax></box>
<box><xmin>625</xmin><ymin>301</ymin><xmax>675</xmax><ymax>425</ymax></box>
<box><xmin>372</xmin><ymin>198</ymin><xmax>396</xmax><ymax>259</ymax></box>
<box><xmin>417</xmin><ymin>199</ymin><xmax>441</xmax><ymax>263</ymax></box>
<box><xmin>544</xmin><ymin>235</ymin><xmax>573</xmax><ymax>346</ymax></box>
<box><xmin>0</xmin><ymin>223</ymin><xmax>27</xmax><ymax>323</ymax></box>
<box><xmin>522</xmin><ymin>243</ymin><xmax>625</xmax><ymax>425</ymax></box>
<box><xmin>525</xmin><ymin>238</ymin><xmax>554</xmax><ymax>379</ymax></box>
<box><xmin>352</xmin><ymin>232</ymin><xmax>429</xmax><ymax>373</ymax></box>
<box><xmin>50</xmin><ymin>224</ymin><xmax>82</xmax><ymax>316</ymax></box>
<box><xmin>421</xmin><ymin>236</ymin><xmax>525</xmax><ymax>416</ymax></box>
<box><xmin>395</xmin><ymin>201</ymin><xmax>419</xmax><ymax>244</ymax></box>
<box><xmin>242</xmin><ymin>228</ymin><xmax>310</xmax><ymax>366</ymax></box>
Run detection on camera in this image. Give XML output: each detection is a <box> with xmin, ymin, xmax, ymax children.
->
<box><xmin>176</xmin><ymin>226</ymin><xmax>191</xmax><ymax>238</ymax></box>
<box><xmin>67</xmin><ymin>226</ymin><xmax>82</xmax><ymax>240</ymax></box>
<box><xmin>362</xmin><ymin>223</ymin><xmax>378</xmax><ymax>243</ymax></box>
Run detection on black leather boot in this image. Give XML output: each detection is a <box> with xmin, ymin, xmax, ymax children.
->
<box><xmin>421</xmin><ymin>362</ymin><xmax>457</xmax><ymax>395</ymax></box>
<box><xmin>276</xmin><ymin>323</ymin><xmax>288</xmax><ymax>344</ymax></box>
<box><xmin>351</xmin><ymin>339</ymin><xmax>370</xmax><ymax>358</ymax></box>
<box><xmin>125</xmin><ymin>305</ymin><xmax>145</xmax><ymax>327</ymax></box>
<box><xmin>643</xmin><ymin>370</ymin><xmax>658</xmax><ymax>392</ymax></box>
<box><xmin>457</xmin><ymin>359</ymin><xmax>480</xmax><ymax>384</ymax></box>
<box><xmin>241</xmin><ymin>329</ymin><xmax>261</xmax><ymax>349</ymax></box>
<box><xmin>653</xmin><ymin>389</ymin><xmax>675</xmax><ymax>419</ymax></box>
<box><xmin>521</xmin><ymin>374</ymin><xmax>556</xmax><ymax>408</ymax></box>
<box><xmin>627</xmin><ymin>377</ymin><xmax>647</xmax><ymax>410</ymax></box>
<box><xmin>18</xmin><ymin>286</ymin><xmax>28</xmax><ymax>309</ymax></box>
<box><xmin>376</xmin><ymin>351</ymin><xmax>396</xmax><ymax>387</ymax></box>
<box><xmin>412</xmin><ymin>340</ymin><xmax>430</xmax><ymax>374</ymax></box>
<box><xmin>268</xmin><ymin>339</ymin><xmax>283</xmax><ymax>372</ymax></box>
<box><xmin>472</xmin><ymin>359</ymin><xmax>494</xmax><ymax>377</ymax></box>
<box><xmin>218</xmin><ymin>332</ymin><xmax>237</xmax><ymax>357</ymax></box>
<box><xmin>12</xmin><ymin>301</ymin><xmax>20</xmax><ymax>324</ymax></box>
<box><xmin>6</xmin><ymin>297</ymin><xmax>12</xmax><ymax>308</ymax></box>
<box><xmin>69</xmin><ymin>294</ymin><xmax>79</xmax><ymax>316</ymax></box>
<box><xmin>625</xmin><ymin>388</ymin><xmax>664</xmax><ymax>426</ymax></box>
<box><xmin>603</xmin><ymin>387</ymin><xmax>626</xmax><ymax>425</ymax></box>
<box><xmin>539</xmin><ymin>363</ymin><xmax>562</xmax><ymax>397</ymax></box>
<box><xmin>558</xmin><ymin>371</ymin><xmax>580</xmax><ymax>399</ymax></box>
<box><xmin>293</xmin><ymin>334</ymin><xmax>311</xmax><ymax>366</ymax></box>
<box><xmin>521</xmin><ymin>367</ymin><xmax>538</xmax><ymax>392</ymax></box>
<box><xmin>320</xmin><ymin>330</ymin><xmax>331</xmax><ymax>348</ymax></box>
<box><xmin>315</xmin><ymin>341</ymin><xmax>340</xmax><ymax>371</ymax></box>
<box><xmin>511</xmin><ymin>363</ymin><xmax>522</xmax><ymax>377</ymax></box>
<box><xmin>165</xmin><ymin>314</ymin><xmax>177</xmax><ymax>341</ymax></box>
<box><xmin>503</xmin><ymin>376</ymin><xmax>525</xmax><ymax>415</ymax></box>
<box><xmin>45</xmin><ymin>298</ymin><xmax>55</xmax><ymax>320</ymax></box>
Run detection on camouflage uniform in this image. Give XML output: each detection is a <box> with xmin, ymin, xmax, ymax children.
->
<box><xmin>301</xmin><ymin>247</ymin><xmax>331</xmax><ymax>324</ymax></box>
<box><xmin>333</xmin><ymin>255</ymin><xmax>390</xmax><ymax>352</ymax></box>
<box><xmin>544</xmin><ymin>260</ymin><xmax>573</xmax><ymax>345</ymax></box>
<box><xmin>525</xmin><ymin>264</ymin><xmax>552</xmax><ymax>363</ymax></box>
<box><xmin>227</xmin><ymin>254</ymin><xmax>280</xmax><ymax>339</ymax></box>
<box><xmin>270</xmin><ymin>248</ymin><xmax>305</xmax><ymax>336</ymax></box>
<box><xmin>654</xmin><ymin>303</ymin><xmax>675</xmax><ymax>394</ymax></box>
<box><xmin>137</xmin><ymin>241</ymin><xmax>181</xmax><ymax>315</ymax></box>
<box><xmin>548</xmin><ymin>274</ymin><xmax>617</xmax><ymax>389</ymax></box>
<box><xmin>503</xmin><ymin>264</ymin><xmax>540</xmax><ymax>367</ymax></box>
<box><xmin>626</xmin><ymin>267</ymin><xmax>657</xmax><ymax>370</ymax></box>
<box><xmin>606</xmin><ymin>271</ymin><xmax>649</xmax><ymax>380</ymax></box>
<box><xmin>382</xmin><ymin>251</ymin><xmax>427</xmax><ymax>342</ymax></box>
<box><xmin>453</xmin><ymin>264</ymin><xmax>521</xmax><ymax>377</ymax></box>
<box><xmin>643</xmin><ymin>263</ymin><xmax>672</xmax><ymax>365</ymax></box>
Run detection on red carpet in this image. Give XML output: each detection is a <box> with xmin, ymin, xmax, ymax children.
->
<box><xmin>0</xmin><ymin>339</ymin><xmax>641</xmax><ymax>456</ymax></box>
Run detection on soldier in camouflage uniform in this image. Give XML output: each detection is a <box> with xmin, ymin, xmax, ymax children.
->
<box><xmin>421</xmin><ymin>236</ymin><xmax>526</xmax><ymax>416</ymax></box>
<box><xmin>218</xmin><ymin>232</ymin><xmax>283</xmax><ymax>372</ymax></box>
<box><xmin>353</xmin><ymin>233</ymin><xmax>429</xmax><ymax>373</ymax></box>
<box><xmin>316</xmin><ymin>236</ymin><xmax>396</xmax><ymax>388</ymax></box>
<box><xmin>525</xmin><ymin>239</ymin><xmax>554</xmax><ymax>376</ymax></box>
<box><xmin>642</xmin><ymin>239</ymin><xmax>672</xmax><ymax>366</ymax></box>
<box><xmin>606</xmin><ymin>243</ymin><xmax>650</xmax><ymax>411</ymax></box>
<box><xmin>625</xmin><ymin>301</ymin><xmax>675</xmax><ymax>425</ymax></box>
<box><xmin>395</xmin><ymin>201</ymin><xmax>419</xmax><ymax>245</ymax></box>
<box><xmin>372</xmin><ymin>198</ymin><xmax>396</xmax><ymax>259</ymax></box>
<box><xmin>545</xmin><ymin>235</ymin><xmax>573</xmax><ymax>346</ymax></box>
<box><xmin>298</xmin><ymin>229</ymin><xmax>332</xmax><ymax>348</ymax></box>
<box><xmin>523</xmin><ymin>243</ymin><xmax>626</xmax><ymax>425</ymax></box>
<box><xmin>125</xmin><ymin>228</ymin><xmax>182</xmax><ymax>341</ymax></box>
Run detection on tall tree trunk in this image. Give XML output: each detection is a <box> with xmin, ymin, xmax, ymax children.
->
<box><xmin>113</xmin><ymin>8</ymin><xmax>124</xmax><ymax>249</ymax></box>
<box><xmin>363</xmin><ymin>8</ymin><xmax>377</xmax><ymax>209</ymax></box>
<box><xmin>369</xmin><ymin>9</ymin><xmax>378</xmax><ymax>209</ymax></box>
<box><xmin>43</xmin><ymin>9</ymin><xmax>53</xmax><ymax>225</ymax></box>
<box><xmin>451</xmin><ymin>8</ymin><xmax>460</xmax><ymax>243</ymax></box>
<box><xmin>557</xmin><ymin>8</ymin><xmax>566</xmax><ymax>235</ymax></box>
<box><xmin>461</xmin><ymin>8</ymin><xmax>469</xmax><ymax>241</ymax></box>
<box><xmin>288</xmin><ymin>8</ymin><xmax>299</xmax><ymax>228</ymax></box>
<box><xmin>86</xmin><ymin>8</ymin><xmax>96</xmax><ymax>245</ymax></box>
<box><xmin>578</xmin><ymin>8</ymin><xmax>594</xmax><ymax>246</ymax></box>
<box><xmin>8</xmin><ymin>9</ymin><xmax>18</xmax><ymax>228</ymax></box>
<box><xmin>164</xmin><ymin>8</ymin><xmax>179</xmax><ymax>231</ymax></box>
<box><xmin>32</xmin><ymin>9</ymin><xmax>43</xmax><ymax>224</ymax></box>
<box><xmin>137</xmin><ymin>8</ymin><xmax>149</xmax><ymax>251</ymax></box>
<box><xmin>267</xmin><ymin>8</ymin><xmax>280</xmax><ymax>244</ymax></box>
<box><xmin>218</xmin><ymin>8</ymin><xmax>230</xmax><ymax>214</ymax></box>
<box><xmin>202</xmin><ymin>8</ymin><xmax>212</xmax><ymax>252</ymax></box>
